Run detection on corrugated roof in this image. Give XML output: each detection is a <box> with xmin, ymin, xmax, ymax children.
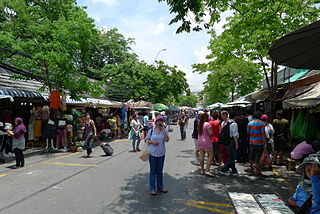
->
<box><xmin>0</xmin><ymin>67</ymin><xmax>45</xmax><ymax>93</ymax></box>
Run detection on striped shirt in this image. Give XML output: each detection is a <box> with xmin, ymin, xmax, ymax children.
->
<box><xmin>247</xmin><ymin>119</ymin><xmax>266</xmax><ymax>146</ymax></box>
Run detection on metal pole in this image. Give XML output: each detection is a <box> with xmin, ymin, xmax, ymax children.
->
<box><xmin>153</xmin><ymin>49</ymin><xmax>167</xmax><ymax>65</ymax></box>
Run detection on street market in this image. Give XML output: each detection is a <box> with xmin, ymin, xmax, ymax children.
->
<box><xmin>1</xmin><ymin>1</ymin><xmax>320</xmax><ymax>214</ymax></box>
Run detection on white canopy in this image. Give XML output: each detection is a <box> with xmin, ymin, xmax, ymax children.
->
<box><xmin>283</xmin><ymin>82</ymin><xmax>320</xmax><ymax>109</ymax></box>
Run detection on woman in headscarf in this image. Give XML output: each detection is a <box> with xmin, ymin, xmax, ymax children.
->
<box><xmin>288</xmin><ymin>153</ymin><xmax>320</xmax><ymax>213</ymax></box>
<box><xmin>7</xmin><ymin>118</ymin><xmax>26</xmax><ymax>169</ymax></box>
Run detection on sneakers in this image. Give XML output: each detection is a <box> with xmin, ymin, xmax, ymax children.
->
<box><xmin>219</xmin><ymin>170</ymin><xmax>231</xmax><ymax>176</ymax></box>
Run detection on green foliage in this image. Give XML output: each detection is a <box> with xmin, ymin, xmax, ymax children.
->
<box><xmin>0</xmin><ymin>0</ymin><xmax>191</xmax><ymax>102</ymax></box>
<box><xmin>201</xmin><ymin>58</ymin><xmax>262</xmax><ymax>104</ymax></box>
<box><xmin>176</xmin><ymin>95</ymin><xmax>198</xmax><ymax>107</ymax></box>
<box><xmin>161</xmin><ymin>0</ymin><xmax>320</xmax><ymax>103</ymax></box>
<box><xmin>0</xmin><ymin>0</ymin><xmax>103</xmax><ymax>97</ymax></box>
<box><xmin>89</xmin><ymin>28</ymin><xmax>137</xmax><ymax>69</ymax></box>
<box><xmin>100</xmin><ymin>61</ymin><xmax>189</xmax><ymax>104</ymax></box>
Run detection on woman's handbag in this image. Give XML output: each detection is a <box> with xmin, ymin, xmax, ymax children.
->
<box><xmin>139</xmin><ymin>143</ymin><xmax>150</xmax><ymax>161</ymax></box>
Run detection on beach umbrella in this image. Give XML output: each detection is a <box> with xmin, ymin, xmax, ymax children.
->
<box><xmin>268</xmin><ymin>20</ymin><xmax>320</xmax><ymax>69</ymax></box>
<box><xmin>167</xmin><ymin>106</ymin><xmax>180</xmax><ymax>112</ymax></box>
<box><xmin>153</xmin><ymin>103</ymin><xmax>168</xmax><ymax>111</ymax></box>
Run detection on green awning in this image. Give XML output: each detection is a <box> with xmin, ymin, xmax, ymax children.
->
<box><xmin>153</xmin><ymin>103</ymin><xmax>168</xmax><ymax>111</ymax></box>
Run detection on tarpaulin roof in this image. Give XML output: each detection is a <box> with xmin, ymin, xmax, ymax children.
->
<box><xmin>286</xmin><ymin>69</ymin><xmax>310</xmax><ymax>83</ymax></box>
<box><xmin>269</xmin><ymin>20</ymin><xmax>320</xmax><ymax>69</ymax></box>
<box><xmin>283</xmin><ymin>82</ymin><xmax>320</xmax><ymax>109</ymax></box>
<box><xmin>277</xmin><ymin>82</ymin><xmax>318</xmax><ymax>101</ymax></box>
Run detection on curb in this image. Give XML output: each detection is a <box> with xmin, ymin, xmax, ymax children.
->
<box><xmin>0</xmin><ymin>137</ymin><xmax>128</xmax><ymax>164</ymax></box>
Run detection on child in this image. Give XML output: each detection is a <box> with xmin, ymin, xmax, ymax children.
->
<box><xmin>288</xmin><ymin>153</ymin><xmax>320</xmax><ymax>214</ymax></box>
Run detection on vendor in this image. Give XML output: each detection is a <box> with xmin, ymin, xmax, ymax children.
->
<box><xmin>7</xmin><ymin>118</ymin><xmax>26</xmax><ymax>169</ymax></box>
<box><xmin>288</xmin><ymin>153</ymin><xmax>320</xmax><ymax>213</ymax></box>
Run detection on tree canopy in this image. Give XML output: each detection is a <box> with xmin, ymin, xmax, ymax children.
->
<box><xmin>0</xmin><ymin>0</ymin><xmax>103</xmax><ymax>98</ymax></box>
<box><xmin>0</xmin><ymin>0</ymin><xmax>190</xmax><ymax>102</ymax></box>
<box><xmin>99</xmin><ymin>61</ymin><xmax>189</xmax><ymax>104</ymax></box>
<box><xmin>160</xmin><ymin>0</ymin><xmax>320</xmax><ymax>103</ymax></box>
<box><xmin>199</xmin><ymin>58</ymin><xmax>262</xmax><ymax>104</ymax></box>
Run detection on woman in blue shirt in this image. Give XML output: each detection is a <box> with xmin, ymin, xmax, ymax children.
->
<box><xmin>288</xmin><ymin>154</ymin><xmax>320</xmax><ymax>214</ymax></box>
<box><xmin>145</xmin><ymin>115</ymin><xmax>169</xmax><ymax>196</ymax></box>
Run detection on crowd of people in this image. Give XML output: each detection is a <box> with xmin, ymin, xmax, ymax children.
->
<box><xmin>191</xmin><ymin>109</ymin><xmax>294</xmax><ymax>176</ymax></box>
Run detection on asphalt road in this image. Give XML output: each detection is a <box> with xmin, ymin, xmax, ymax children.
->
<box><xmin>0</xmin><ymin>122</ymin><xmax>300</xmax><ymax>214</ymax></box>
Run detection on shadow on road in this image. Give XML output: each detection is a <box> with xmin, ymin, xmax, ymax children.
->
<box><xmin>103</xmin><ymin>167</ymin><xmax>296</xmax><ymax>214</ymax></box>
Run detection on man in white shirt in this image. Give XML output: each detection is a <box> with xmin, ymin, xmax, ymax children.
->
<box><xmin>220</xmin><ymin>111</ymin><xmax>239</xmax><ymax>175</ymax></box>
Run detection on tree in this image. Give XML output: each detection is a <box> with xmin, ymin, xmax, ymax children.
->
<box><xmin>200</xmin><ymin>58</ymin><xmax>262</xmax><ymax>104</ymax></box>
<box><xmin>176</xmin><ymin>95</ymin><xmax>198</xmax><ymax>107</ymax></box>
<box><xmin>89</xmin><ymin>28</ymin><xmax>137</xmax><ymax>70</ymax></box>
<box><xmin>99</xmin><ymin>61</ymin><xmax>189</xmax><ymax>104</ymax></box>
<box><xmin>0</xmin><ymin>0</ymin><xmax>103</xmax><ymax>98</ymax></box>
<box><xmin>160</xmin><ymin>0</ymin><xmax>320</xmax><ymax>109</ymax></box>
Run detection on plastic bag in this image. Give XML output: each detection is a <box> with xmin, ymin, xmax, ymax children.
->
<box><xmin>260</xmin><ymin>147</ymin><xmax>272</xmax><ymax>166</ymax></box>
<box><xmin>139</xmin><ymin>143</ymin><xmax>150</xmax><ymax>161</ymax></box>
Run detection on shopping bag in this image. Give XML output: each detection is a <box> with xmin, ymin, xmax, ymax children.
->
<box><xmin>139</xmin><ymin>143</ymin><xmax>150</xmax><ymax>161</ymax></box>
<box><xmin>260</xmin><ymin>147</ymin><xmax>272</xmax><ymax>166</ymax></box>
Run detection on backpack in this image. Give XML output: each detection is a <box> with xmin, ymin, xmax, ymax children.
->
<box><xmin>219</xmin><ymin>121</ymin><xmax>234</xmax><ymax>145</ymax></box>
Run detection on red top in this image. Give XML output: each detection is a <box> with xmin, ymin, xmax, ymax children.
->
<box><xmin>209</xmin><ymin>120</ymin><xmax>220</xmax><ymax>143</ymax></box>
<box><xmin>50</xmin><ymin>90</ymin><xmax>61</xmax><ymax>109</ymax></box>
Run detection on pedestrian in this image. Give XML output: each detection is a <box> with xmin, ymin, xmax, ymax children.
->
<box><xmin>219</xmin><ymin>111</ymin><xmax>239</xmax><ymax>176</ymax></box>
<box><xmin>209</xmin><ymin>110</ymin><xmax>221</xmax><ymax>165</ymax></box>
<box><xmin>236</xmin><ymin>112</ymin><xmax>250</xmax><ymax>163</ymax></box>
<box><xmin>144</xmin><ymin>115</ymin><xmax>169</xmax><ymax>196</ymax></box>
<box><xmin>261</xmin><ymin>114</ymin><xmax>274</xmax><ymax>170</ymax></box>
<box><xmin>219</xmin><ymin>111</ymin><xmax>229</xmax><ymax>166</ymax></box>
<box><xmin>191</xmin><ymin>111</ymin><xmax>203</xmax><ymax>165</ymax></box>
<box><xmin>177</xmin><ymin>111</ymin><xmax>188</xmax><ymax>141</ymax></box>
<box><xmin>130</xmin><ymin>114</ymin><xmax>142</xmax><ymax>152</ymax></box>
<box><xmin>288</xmin><ymin>154</ymin><xmax>320</xmax><ymax>214</ymax></box>
<box><xmin>143</xmin><ymin>112</ymin><xmax>149</xmax><ymax>138</ymax></box>
<box><xmin>246</xmin><ymin>111</ymin><xmax>267</xmax><ymax>176</ymax></box>
<box><xmin>273</xmin><ymin>110</ymin><xmax>291</xmax><ymax>165</ymax></box>
<box><xmin>82</xmin><ymin>112</ymin><xmax>97</xmax><ymax>158</ymax></box>
<box><xmin>7</xmin><ymin>118</ymin><xmax>26</xmax><ymax>169</ymax></box>
<box><xmin>197</xmin><ymin>112</ymin><xmax>214</xmax><ymax>175</ymax></box>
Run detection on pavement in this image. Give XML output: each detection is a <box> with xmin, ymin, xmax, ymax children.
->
<box><xmin>0</xmin><ymin>122</ymin><xmax>300</xmax><ymax>214</ymax></box>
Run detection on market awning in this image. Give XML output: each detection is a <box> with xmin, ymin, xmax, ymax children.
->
<box><xmin>268</xmin><ymin>20</ymin><xmax>320</xmax><ymax>69</ymax></box>
<box><xmin>0</xmin><ymin>88</ymin><xmax>43</xmax><ymax>98</ymax></box>
<box><xmin>283</xmin><ymin>82</ymin><xmax>320</xmax><ymax>109</ymax></box>
<box><xmin>0</xmin><ymin>95</ymin><xmax>14</xmax><ymax>102</ymax></box>
<box><xmin>277</xmin><ymin>82</ymin><xmax>318</xmax><ymax>101</ymax></box>
<box><xmin>42</xmin><ymin>95</ymin><xmax>122</xmax><ymax>108</ymax></box>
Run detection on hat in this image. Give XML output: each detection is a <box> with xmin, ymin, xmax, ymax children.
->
<box><xmin>155</xmin><ymin>115</ymin><xmax>164</xmax><ymax>122</ymax></box>
<box><xmin>297</xmin><ymin>153</ymin><xmax>320</xmax><ymax>171</ymax></box>
<box><xmin>261</xmin><ymin>114</ymin><xmax>268</xmax><ymax>120</ymax></box>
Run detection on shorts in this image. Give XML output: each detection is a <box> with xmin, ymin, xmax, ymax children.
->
<box><xmin>274</xmin><ymin>135</ymin><xmax>287</xmax><ymax>152</ymax></box>
<box><xmin>249</xmin><ymin>145</ymin><xmax>264</xmax><ymax>163</ymax></box>
<box><xmin>143</xmin><ymin>126</ymin><xmax>149</xmax><ymax>132</ymax></box>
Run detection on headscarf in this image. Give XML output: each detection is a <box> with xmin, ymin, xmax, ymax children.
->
<box><xmin>14</xmin><ymin>117</ymin><xmax>26</xmax><ymax>138</ymax></box>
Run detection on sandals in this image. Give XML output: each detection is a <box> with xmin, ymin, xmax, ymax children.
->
<box><xmin>159</xmin><ymin>189</ymin><xmax>168</xmax><ymax>193</ymax></box>
<box><xmin>150</xmin><ymin>190</ymin><xmax>157</xmax><ymax>196</ymax></box>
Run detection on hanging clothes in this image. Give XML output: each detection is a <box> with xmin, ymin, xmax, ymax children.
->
<box><xmin>28</xmin><ymin>109</ymin><xmax>35</xmax><ymax>141</ymax></box>
<box><xmin>41</xmin><ymin>105</ymin><xmax>50</xmax><ymax>121</ymax></box>
<box><xmin>50</xmin><ymin>91</ymin><xmax>61</xmax><ymax>109</ymax></box>
<box><xmin>121</xmin><ymin>104</ymin><xmax>127</xmax><ymax>124</ymax></box>
<box><xmin>33</xmin><ymin>120</ymin><xmax>42</xmax><ymax>137</ymax></box>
